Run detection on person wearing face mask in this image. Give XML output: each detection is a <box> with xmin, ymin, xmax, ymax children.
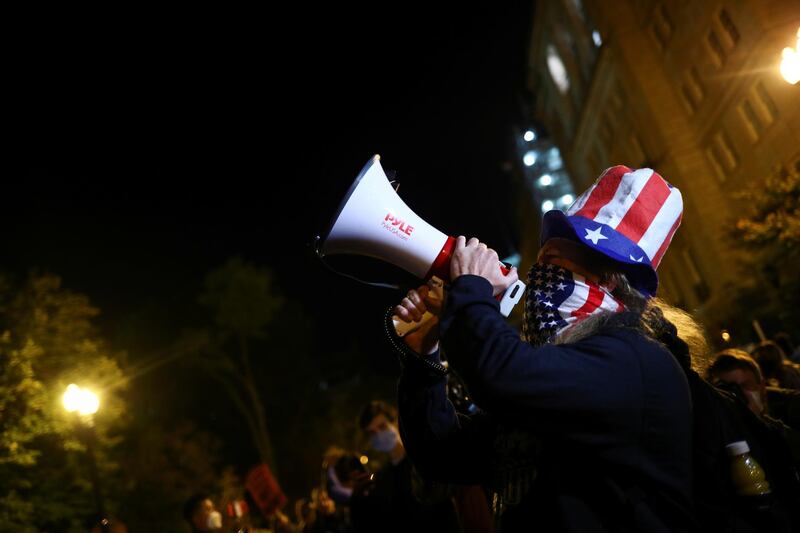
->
<box><xmin>183</xmin><ymin>493</ymin><xmax>224</xmax><ymax>533</ymax></box>
<box><xmin>389</xmin><ymin>166</ymin><xmax>704</xmax><ymax>531</ymax></box>
<box><xmin>347</xmin><ymin>400</ymin><xmax>460</xmax><ymax>533</ymax></box>
<box><xmin>707</xmin><ymin>349</ymin><xmax>800</xmax><ymax>459</ymax></box>
<box><xmin>708</xmin><ymin>349</ymin><xmax>771</xmax><ymax>417</ymax></box>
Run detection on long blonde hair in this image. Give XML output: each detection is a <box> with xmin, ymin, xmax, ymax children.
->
<box><xmin>554</xmin><ymin>272</ymin><xmax>711</xmax><ymax>373</ymax></box>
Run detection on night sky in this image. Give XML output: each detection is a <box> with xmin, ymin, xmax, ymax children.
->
<box><xmin>6</xmin><ymin>4</ymin><xmax>533</xmax><ymax>483</ymax></box>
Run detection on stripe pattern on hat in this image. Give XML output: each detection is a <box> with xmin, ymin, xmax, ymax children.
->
<box><xmin>567</xmin><ymin>165</ymin><xmax>682</xmax><ymax>269</ymax></box>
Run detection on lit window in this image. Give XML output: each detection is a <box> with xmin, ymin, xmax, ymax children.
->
<box><xmin>542</xmin><ymin>200</ymin><xmax>555</xmax><ymax>212</ymax></box>
<box><xmin>547</xmin><ymin>147</ymin><xmax>563</xmax><ymax>170</ymax></box>
<box><xmin>523</xmin><ymin>151</ymin><xmax>538</xmax><ymax>166</ymax></box>
<box><xmin>560</xmin><ymin>194</ymin><xmax>574</xmax><ymax>206</ymax></box>
<box><xmin>524</xmin><ymin>130</ymin><xmax>536</xmax><ymax>142</ymax></box>
<box><xmin>546</xmin><ymin>45</ymin><xmax>570</xmax><ymax>94</ymax></box>
<box><xmin>539</xmin><ymin>174</ymin><xmax>553</xmax><ymax>186</ymax></box>
<box><xmin>592</xmin><ymin>30</ymin><xmax>602</xmax><ymax>47</ymax></box>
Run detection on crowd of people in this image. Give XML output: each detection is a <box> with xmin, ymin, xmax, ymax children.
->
<box><xmin>176</xmin><ymin>165</ymin><xmax>800</xmax><ymax>532</ymax></box>
<box><xmin>173</xmin><ymin>333</ymin><xmax>800</xmax><ymax>533</ymax></box>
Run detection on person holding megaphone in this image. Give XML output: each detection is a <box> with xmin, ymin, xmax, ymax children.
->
<box><xmin>388</xmin><ymin>166</ymin><xmax>697</xmax><ymax>532</ymax></box>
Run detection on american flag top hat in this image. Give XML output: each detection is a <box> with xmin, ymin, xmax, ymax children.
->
<box><xmin>540</xmin><ymin>165</ymin><xmax>683</xmax><ymax>297</ymax></box>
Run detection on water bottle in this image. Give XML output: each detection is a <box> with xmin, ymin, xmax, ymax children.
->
<box><xmin>725</xmin><ymin>440</ymin><xmax>771</xmax><ymax>497</ymax></box>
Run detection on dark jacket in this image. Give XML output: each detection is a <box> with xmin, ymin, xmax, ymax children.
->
<box><xmin>349</xmin><ymin>455</ymin><xmax>460</xmax><ymax>533</ymax></box>
<box><xmin>396</xmin><ymin>275</ymin><xmax>693</xmax><ymax>532</ymax></box>
<box><xmin>767</xmin><ymin>386</ymin><xmax>800</xmax><ymax>431</ymax></box>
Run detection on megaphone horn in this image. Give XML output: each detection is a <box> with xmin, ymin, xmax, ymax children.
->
<box><xmin>317</xmin><ymin>155</ymin><xmax>525</xmax><ymax>318</ymax></box>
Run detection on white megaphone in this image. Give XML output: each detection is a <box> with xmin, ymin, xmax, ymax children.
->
<box><xmin>317</xmin><ymin>155</ymin><xmax>525</xmax><ymax>335</ymax></box>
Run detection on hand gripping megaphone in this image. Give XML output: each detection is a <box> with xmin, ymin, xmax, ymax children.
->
<box><xmin>316</xmin><ymin>155</ymin><xmax>525</xmax><ymax>332</ymax></box>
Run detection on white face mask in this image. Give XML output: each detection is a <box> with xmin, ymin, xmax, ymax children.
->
<box><xmin>206</xmin><ymin>510</ymin><xmax>223</xmax><ymax>530</ymax></box>
<box><xmin>370</xmin><ymin>426</ymin><xmax>399</xmax><ymax>453</ymax></box>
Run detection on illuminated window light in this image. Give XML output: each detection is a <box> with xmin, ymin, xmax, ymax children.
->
<box><xmin>539</xmin><ymin>174</ymin><xmax>553</xmax><ymax>186</ymax></box>
<box><xmin>546</xmin><ymin>45</ymin><xmax>570</xmax><ymax>93</ymax></box>
<box><xmin>561</xmin><ymin>194</ymin><xmax>574</xmax><ymax>205</ymax></box>
<box><xmin>524</xmin><ymin>130</ymin><xmax>536</xmax><ymax>142</ymax></box>
<box><xmin>547</xmin><ymin>148</ymin><xmax>563</xmax><ymax>170</ymax></box>
<box><xmin>542</xmin><ymin>200</ymin><xmax>555</xmax><ymax>211</ymax></box>
<box><xmin>523</xmin><ymin>151</ymin><xmax>538</xmax><ymax>166</ymax></box>
<box><xmin>592</xmin><ymin>30</ymin><xmax>603</xmax><ymax>47</ymax></box>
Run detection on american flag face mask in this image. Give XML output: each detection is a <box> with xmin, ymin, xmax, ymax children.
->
<box><xmin>522</xmin><ymin>262</ymin><xmax>625</xmax><ymax>346</ymax></box>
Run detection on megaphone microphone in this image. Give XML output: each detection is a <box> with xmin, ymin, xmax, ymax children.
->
<box><xmin>316</xmin><ymin>155</ymin><xmax>525</xmax><ymax>334</ymax></box>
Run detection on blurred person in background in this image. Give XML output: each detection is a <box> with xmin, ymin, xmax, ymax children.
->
<box><xmin>774</xmin><ymin>332</ymin><xmax>800</xmax><ymax>364</ymax></box>
<box><xmin>86</xmin><ymin>514</ymin><xmax>128</xmax><ymax>533</ymax></box>
<box><xmin>352</xmin><ymin>400</ymin><xmax>460</xmax><ymax>533</ymax></box>
<box><xmin>707</xmin><ymin>349</ymin><xmax>770</xmax><ymax>417</ymax></box>
<box><xmin>751</xmin><ymin>340</ymin><xmax>800</xmax><ymax>390</ymax></box>
<box><xmin>183</xmin><ymin>493</ymin><xmax>223</xmax><ymax>533</ymax></box>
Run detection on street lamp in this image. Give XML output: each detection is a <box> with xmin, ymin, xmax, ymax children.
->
<box><xmin>63</xmin><ymin>384</ymin><xmax>107</xmax><ymax>528</ymax></box>
<box><xmin>63</xmin><ymin>384</ymin><xmax>100</xmax><ymax>416</ymax></box>
<box><xmin>780</xmin><ymin>27</ymin><xmax>800</xmax><ymax>85</ymax></box>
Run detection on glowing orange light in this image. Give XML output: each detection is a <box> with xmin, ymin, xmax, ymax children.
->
<box><xmin>779</xmin><ymin>27</ymin><xmax>800</xmax><ymax>85</ymax></box>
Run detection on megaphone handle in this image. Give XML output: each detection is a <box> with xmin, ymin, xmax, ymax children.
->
<box><xmin>392</xmin><ymin>311</ymin><xmax>435</xmax><ymax>338</ymax></box>
<box><xmin>393</xmin><ymin>280</ymin><xmax>524</xmax><ymax>334</ymax></box>
<box><xmin>432</xmin><ymin>250</ymin><xmax>525</xmax><ymax>316</ymax></box>
<box><xmin>495</xmin><ymin>262</ymin><xmax>525</xmax><ymax>316</ymax></box>
<box><xmin>498</xmin><ymin>280</ymin><xmax>526</xmax><ymax>317</ymax></box>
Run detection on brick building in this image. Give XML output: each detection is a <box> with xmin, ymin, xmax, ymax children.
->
<box><xmin>517</xmin><ymin>0</ymin><xmax>800</xmax><ymax>340</ymax></box>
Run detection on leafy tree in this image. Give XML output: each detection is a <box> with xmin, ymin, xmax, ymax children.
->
<box><xmin>196</xmin><ymin>257</ymin><xmax>283</xmax><ymax>470</ymax></box>
<box><xmin>728</xmin><ymin>168</ymin><xmax>800</xmax><ymax>334</ymax></box>
<box><xmin>0</xmin><ymin>337</ymin><xmax>48</xmax><ymax>533</ymax></box>
<box><xmin>734</xmin><ymin>169</ymin><xmax>800</xmax><ymax>251</ymax></box>
<box><xmin>0</xmin><ymin>271</ymin><xmax>235</xmax><ymax>532</ymax></box>
<box><xmin>117</xmin><ymin>421</ymin><xmax>224</xmax><ymax>531</ymax></box>
<box><xmin>0</xmin><ymin>272</ymin><xmax>127</xmax><ymax>532</ymax></box>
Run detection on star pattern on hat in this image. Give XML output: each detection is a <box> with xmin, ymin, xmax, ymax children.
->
<box><xmin>629</xmin><ymin>254</ymin><xmax>644</xmax><ymax>262</ymax></box>
<box><xmin>584</xmin><ymin>226</ymin><xmax>608</xmax><ymax>245</ymax></box>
